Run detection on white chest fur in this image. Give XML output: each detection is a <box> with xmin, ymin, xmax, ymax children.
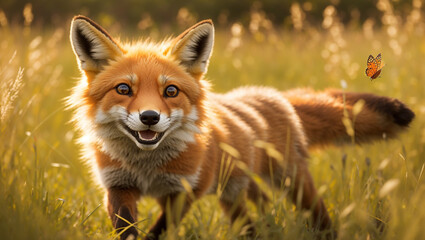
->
<box><xmin>99</xmin><ymin>165</ymin><xmax>200</xmax><ymax>197</ymax></box>
<box><xmin>95</xmin><ymin>130</ymin><xmax>200</xmax><ymax>197</ymax></box>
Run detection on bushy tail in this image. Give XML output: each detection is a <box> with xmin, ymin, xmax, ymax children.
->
<box><xmin>283</xmin><ymin>89</ymin><xmax>415</xmax><ymax>148</ymax></box>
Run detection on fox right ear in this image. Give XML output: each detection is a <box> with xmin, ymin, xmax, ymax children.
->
<box><xmin>167</xmin><ymin>20</ymin><xmax>214</xmax><ymax>79</ymax></box>
<box><xmin>70</xmin><ymin>16</ymin><xmax>123</xmax><ymax>72</ymax></box>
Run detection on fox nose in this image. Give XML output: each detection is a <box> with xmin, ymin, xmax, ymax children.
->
<box><xmin>140</xmin><ymin>110</ymin><xmax>160</xmax><ymax>125</ymax></box>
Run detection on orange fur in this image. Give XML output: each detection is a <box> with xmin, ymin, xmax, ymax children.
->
<box><xmin>69</xmin><ymin>16</ymin><xmax>414</xmax><ymax>240</ymax></box>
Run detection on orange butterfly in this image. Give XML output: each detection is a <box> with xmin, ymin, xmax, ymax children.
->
<box><xmin>365</xmin><ymin>53</ymin><xmax>384</xmax><ymax>80</ymax></box>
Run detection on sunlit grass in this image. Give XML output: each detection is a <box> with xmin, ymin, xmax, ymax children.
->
<box><xmin>1</xmin><ymin>2</ymin><xmax>425</xmax><ymax>239</ymax></box>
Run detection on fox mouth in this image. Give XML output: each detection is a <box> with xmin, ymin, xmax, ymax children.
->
<box><xmin>124</xmin><ymin>125</ymin><xmax>165</xmax><ymax>145</ymax></box>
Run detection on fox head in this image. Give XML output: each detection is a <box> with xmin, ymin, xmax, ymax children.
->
<box><xmin>69</xmin><ymin>16</ymin><xmax>214</xmax><ymax>151</ymax></box>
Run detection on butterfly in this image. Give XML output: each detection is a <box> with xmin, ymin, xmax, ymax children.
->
<box><xmin>365</xmin><ymin>53</ymin><xmax>384</xmax><ymax>80</ymax></box>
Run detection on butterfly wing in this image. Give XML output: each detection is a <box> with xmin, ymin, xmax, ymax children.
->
<box><xmin>367</xmin><ymin>54</ymin><xmax>375</xmax><ymax>65</ymax></box>
<box><xmin>371</xmin><ymin>69</ymin><xmax>381</xmax><ymax>79</ymax></box>
<box><xmin>365</xmin><ymin>55</ymin><xmax>377</xmax><ymax>78</ymax></box>
<box><xmin>375</xmin><ymin>53</ymin><xmax>382</xmax><ymax>70</ymax></box>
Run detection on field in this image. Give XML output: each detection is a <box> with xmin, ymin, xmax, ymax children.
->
<box><xmin>1</xmin><ymin>3</ymin><xmax>425</xmax><ymax>240</ymax></box>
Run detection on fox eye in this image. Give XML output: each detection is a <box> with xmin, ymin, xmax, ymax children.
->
<box><xmin>164</xmin><ymin>85</ymin><xmax>179</xmax><ymax>98</ymax></box>
<box><xmin>116</xmin><ymin>83</ymin><xmax>132</xmax><ymax>95</ymax></box>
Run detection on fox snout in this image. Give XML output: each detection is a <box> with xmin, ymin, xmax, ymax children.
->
<box><xmin>140</xmin><ymin>110</ymin><xmax>160</xmax><ymax>126</ymax></box>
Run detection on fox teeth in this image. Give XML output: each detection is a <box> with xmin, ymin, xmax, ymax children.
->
<box><xmin>138</xmin><ymin>131</ymin><xmax>158</xmax><ymax>141</ymax></box>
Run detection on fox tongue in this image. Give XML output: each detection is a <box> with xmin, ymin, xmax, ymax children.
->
<box><xmin>138</xmin><ymin>130</ymin><xmax>157</xmax><ymax>140</ymax></box>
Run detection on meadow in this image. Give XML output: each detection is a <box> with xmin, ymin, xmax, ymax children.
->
<box><xmin>1</xmin><ymin>2</ymin><xmax>425</xmax><ymax>240</ymax></box>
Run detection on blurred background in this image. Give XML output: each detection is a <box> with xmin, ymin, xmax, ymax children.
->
<box><xmin>0</xmin><ymin>0</ymin><xmax>422</xmax><ymax>29</ymax></box>
<box><xmin>1</xmin><ymin>1</ymin><xmax>425</xmax><ymax>240</ymax></box>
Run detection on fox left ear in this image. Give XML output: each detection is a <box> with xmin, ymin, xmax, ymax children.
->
<box><xmin>167</xmin><ymin>20</ymin><xmax>214</xmax><ymax>78</ymax></box>
<box><xmin>70</xmin><ymin>16</ymin><xmax>123</xmax><ymax>73</ymax></box>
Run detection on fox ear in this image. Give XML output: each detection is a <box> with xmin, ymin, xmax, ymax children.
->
<box><xmin>70</xmin><ymin>16</ymin><xmax>123</xmax><ymax>72</ymax></box>
<box><xmin>168</xmin><ymin>20</ymin><xmax>214</xmax><ymax>78</ymax></box>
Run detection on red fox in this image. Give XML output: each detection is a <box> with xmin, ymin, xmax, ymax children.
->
<box><xmin>69</xmin><ymin>16</ymin><xmax>414</xmax><ymax>240</ymax></box>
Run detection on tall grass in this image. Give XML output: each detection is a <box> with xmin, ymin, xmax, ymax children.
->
<box><xmin>1</xmin><ymin>1</ymin><xmax>425</xmax><ymax>239</ymax></box>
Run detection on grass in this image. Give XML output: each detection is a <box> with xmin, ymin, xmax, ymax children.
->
<box><xmin>1</xmin><ymin>4</ymin><xmax>425</xmax><ymax>240</ymax></box>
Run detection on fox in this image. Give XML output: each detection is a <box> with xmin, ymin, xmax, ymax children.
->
<box><xmin>69</xmin><ymin>16</ymin><xmax>415</xmax><ymax>240</ymax></box>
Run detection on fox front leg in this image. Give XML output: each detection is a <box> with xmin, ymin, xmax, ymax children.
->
<box><xmin>107</xmin><ymin>187</ymin><xmax>140</xmax><ymax>240</ymax></box>
<box><xmin>145</xmin><ymin>193</ymin><xmax>193</xmax><ymax>240</ymax></box>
